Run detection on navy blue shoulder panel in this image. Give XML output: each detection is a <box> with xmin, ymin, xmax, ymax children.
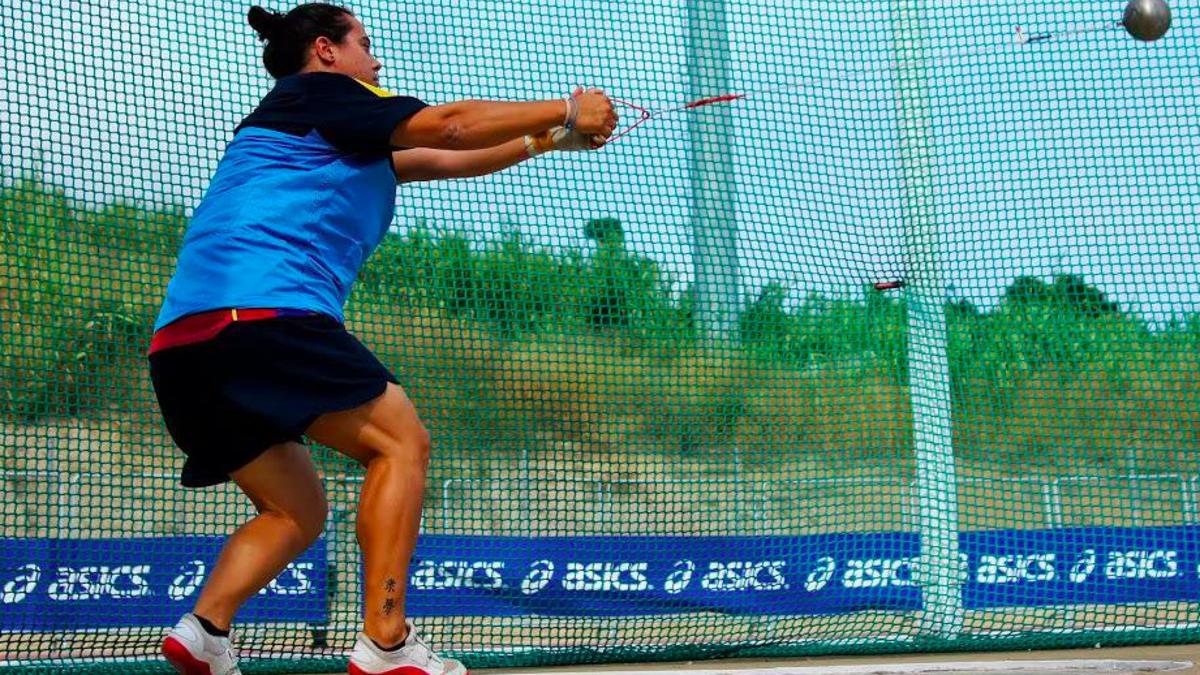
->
<box><xmin>235</xmin><ymin>72</ymin><xmax>428</xmax><ymax>155</ymax></box>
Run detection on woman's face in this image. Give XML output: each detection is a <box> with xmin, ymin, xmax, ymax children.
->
<box><xmin>314</xmin><ymin>15</ymin><xmax>382</xmax><ymax>85</ymax></box>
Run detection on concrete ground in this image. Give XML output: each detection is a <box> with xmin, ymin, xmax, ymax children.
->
<box><xmin>468</xmin><ymin>644</ymin><xmax>1200</xmax><ymax>675</ymax></box>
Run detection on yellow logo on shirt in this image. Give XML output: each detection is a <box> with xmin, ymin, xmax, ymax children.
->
<box><xmin>352</xmin><ymin>78</ymin><xmax>398</xmax><ymax>98</ymax></box>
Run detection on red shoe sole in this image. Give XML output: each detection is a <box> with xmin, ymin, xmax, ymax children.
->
<box><xmin>163</xmin><ymin>636</ymin><xmax>214</xmax><ymax>675</ymax></box>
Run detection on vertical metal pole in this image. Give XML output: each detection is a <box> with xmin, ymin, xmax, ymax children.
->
<box><xmin>311</xmin><ymin>498</ymin><xmax>334</xmax><ymax>649</ymax></box>
<box><xmin>50</xmin><ymin>438</ymin><xmax>77</xmax><ymax>539</ymax></box>
<box><xmin>687</xmin><ymin>0</ymin><xmax>739</xmax><ymax>341</ymax></box>
<box><xmin>890</xmin><ymin>0</ymin><xmax>964</xmax><ymax>639</ymax></box>
<box><xmin>520</xmin><ymin>445</ymin><xmax>531</xmax><ymax>533</ymax></box>
<box><xmin>1184</xmin><ymin>476</ymin><xmax>1199</xmax><ymax>525</ymax></box>
<box><xmin>1042</xmin><ymin>478</ymin><xmax>1064</xmax><ymax>529</ymax></box>
<box><xmin>1123</xmin><ymin>447</ymin><xmax>1145</xmax><ymax>524</ymax></box>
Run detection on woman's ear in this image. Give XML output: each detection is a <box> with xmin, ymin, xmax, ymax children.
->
<box><xmin>312</xmin><ymin>35</ymin><xmax>337</xmax><ymax>65</ymax></box>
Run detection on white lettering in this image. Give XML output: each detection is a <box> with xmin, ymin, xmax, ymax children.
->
<box><xmin>562</xmin><ymin>562</ymin><xmax>651</xmax><ymax>592</ymax></box>
<box><xmin>1</xmin><ymin>564</ymin><xmax>41</xmax><ymax>604</ymax></box>
<box><xmin>804</xmin><ymin>557</ymin><xmax>837</xmax><ymax>592</ymax></box>
<box><xmin>1104</xmin><ymin>550</ymin><xmax>1178</xmax><ymax>580</ymax></box>
<box><xmin>259</xmin><ymin>562</ymin><xmax>314</xmax><ymax>596</ymax></box>
<box><xmin>976</xmin><ymin>553</ymin><xmax>1056</xmax><ymax>584</ymax></box>
<box><xmin>1069</xmin><ymin>549</ymin><xmax>1097</xmax><ymax>583</ymax></box>
<box><xmin>843</xmin><ymin>558</ymin><xmax>918</xmax><ymax>589</ymax></box>
<box><xmin>411</xmin><ymin>561</ymin><xmax>505</xmax><ymax>590</ymax></box>
<box><xmin>47</xmin><ymin>565</ymin><xmax>153</xmax><ymax>601</ymax></box>
<box><xmin>700</xmin><ymin>561</ymin><xmax>788</xmax><ymax>592</ymax></box>
<box><xmin>108</xmin><ymin>565</ymin><xmax>152</xmax><ymax>599</ymax></box>
<box><xmin>663</xmin><ymin>560</ymin><xmax>695</xmax><ymax>595</ymax></box>
<box><xmin>520</xmin><ymin>560</ymin><xmax>555</xmax><ymax>596</ymax></box>
<box><xmin>169</xmin><ymin>561</ymin><xmax>207</xmax><ymax>601</ymax></box>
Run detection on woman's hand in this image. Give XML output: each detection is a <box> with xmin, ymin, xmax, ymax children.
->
<box><xmin>524</xmin><ymin>125</ymin><xmax>606</xmax><ymax>156</ymax></box>
<box><xmin>571</xmin><ymin>87</ymin><xmax>618</xmax><ymax>141</ymax></box>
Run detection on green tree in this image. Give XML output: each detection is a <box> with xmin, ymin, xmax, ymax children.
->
<box><xmin>1050</xmin><ymin>273</ymin><xmax>1119</xmax><ymax>317</ymax></box>
<box><xmin>1003</xmin><ymin>274</ymin><xmax>1119</xmax><ymax>317</ymax></box>
<box><xmin>739</xmin><ymin>282</ymin><xmax>792</xmax><ymax>358</ymax></box>
<box><xmin>1003</xmin><ymin>275</ymin><xmax>1051</xmax><ymax>306</ymax></box>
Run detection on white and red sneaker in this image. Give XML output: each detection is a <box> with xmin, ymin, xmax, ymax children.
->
<box><xmin>348</xmin><ymin>621</ymin><xmax>467</xmax><ymax>675</ymax></box>
<box><xmin>161</xmin><ymin>613</ymin><xmax>242</xmax><ymax>675</ymax></box>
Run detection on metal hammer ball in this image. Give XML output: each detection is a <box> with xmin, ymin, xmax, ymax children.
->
<box><xmin>1123</xmin><ymin>0</ymin><xmax>1171</xmax><ymax>41</ymax></box>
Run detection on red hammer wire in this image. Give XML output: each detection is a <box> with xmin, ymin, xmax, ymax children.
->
<box><xmin>607</xmin><ymin>93</ymin><xmax>747</xmax><ymax>142</ymax></box>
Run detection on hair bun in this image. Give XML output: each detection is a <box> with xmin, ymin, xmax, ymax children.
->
<box><xmin>247</xmin><ymin>6</ymin><xmax>286</xmax><ymax>40</ymax></box>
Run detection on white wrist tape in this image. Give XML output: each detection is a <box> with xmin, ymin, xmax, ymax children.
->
<box><xmin>562</xmin><ymin>95</ymin><xmax>580</xmax><ymax>130</ymax></box>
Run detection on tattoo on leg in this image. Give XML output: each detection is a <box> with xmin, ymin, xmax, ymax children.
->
<box><xmin>381</xmin><ymin>577</ymin><xmax>398</xmax><ymax>617</ymax></box>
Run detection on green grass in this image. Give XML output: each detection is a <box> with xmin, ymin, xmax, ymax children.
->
<box><xmin>1</xmin><ymin>177</ymin><xmax>1197</xmax><ymax>477</ymax></box>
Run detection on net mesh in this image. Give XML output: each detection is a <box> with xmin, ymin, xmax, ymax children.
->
<box><xmin>2</xmin><ymin>0</ymin><xmax>1199</xmax><ymax>671</ymax></box>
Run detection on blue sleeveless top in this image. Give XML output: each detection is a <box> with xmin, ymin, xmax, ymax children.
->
<box><xmin>154</xmin><ymin>72</ymin><xmax>427</xmax><ymax>330</ymax></box>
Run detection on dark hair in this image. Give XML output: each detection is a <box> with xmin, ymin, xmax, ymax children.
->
<box><xmin>247</xmin><ymin>3</ymin><xmax>355</xmax><ymax>79</ymax></box>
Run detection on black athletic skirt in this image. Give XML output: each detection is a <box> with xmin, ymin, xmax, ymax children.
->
<box><xmin>148</xmin><ymin>314</ymin><xmax>398</xmax><ymax>488</ymax></box>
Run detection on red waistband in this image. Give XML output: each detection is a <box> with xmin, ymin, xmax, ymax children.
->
<box><xmin>148</xmin><ymin>308</ymin><xmax>310</xmax><ymax>355</ymax></box>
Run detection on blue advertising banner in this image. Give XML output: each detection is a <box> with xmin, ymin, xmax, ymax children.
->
<box><xmin>0</xmin><ymin>537</ymin><xmax>327</xmax><ymax>630</ymax></box>
<box><xmin>961</xmin><ymin>526</ymin><xmax>1200</xmax><ymax>609</ymax></box>
<box><xmin>406</xmin><ymin>532</ymin><xmax>922</xmax><ymax>617</ymax></box>
<box><xmin>2</xmin><ymin>526</ymin><xmax>1196</xmax><ymax>628</ymax></box>
<box><xmin>404</xmin><ymin>526</ymin><xmax>1200</xmax><ymax>617</ymax></box>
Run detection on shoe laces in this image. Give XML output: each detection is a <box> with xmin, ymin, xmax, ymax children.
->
<box><xmin>218</xmin><ymin>657</ymin><xmax>241</xmax><ymax>675</ymax></box>
<box><xmin>216</xmin><ymin>633</ymin><xmax>241</xmax><ymax>675</ymax></box>
<box><xmin>406</xmin><ymin>625</ymin><xmax>443</xmax><ymax>669</ymax></box>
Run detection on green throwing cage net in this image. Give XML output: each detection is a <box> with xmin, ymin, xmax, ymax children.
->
<box><xmin>1</xmin><ymin>0</ymin><xmax>1197</xmax><ymax>672</ymax></box>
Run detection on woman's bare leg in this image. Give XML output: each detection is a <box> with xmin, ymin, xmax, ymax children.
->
<box><xmin>305</xmin><ymin>383</ymin><xmax>429</xmax><ymax>647</ymax></box>
<box><xmin>191</xmin><ymin>441</ymin><xmax>328</xmax><ymax>630</ymax></box>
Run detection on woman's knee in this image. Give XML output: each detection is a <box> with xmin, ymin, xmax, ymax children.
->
<box><xmin>372</xmin><ymin>420</ymin><xmax>431</xmax><ymax>469</ymax></box>
<box><xmin>253</xmin><ymin>484</ymin><xmax>328</xmax><ymax>544</ymax></box>
<box><xmin>298</xmin><ymin>488</ymin><xmax>330</xmax><ymax>542</ymax></box>
<box><xmin>306</xmin><ymin>383</ymin><xmax>432</xmax><ymax>469</ymax></box>
<box><xmin>234</xmin><ymin>442</ymin><xmax>328</xmax><ymax>543</ymax></box>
